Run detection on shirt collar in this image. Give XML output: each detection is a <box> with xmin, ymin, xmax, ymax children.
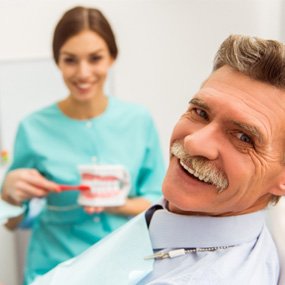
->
<box><xmin>148</xmin><ymin>200</ymin><xmax>266</xmax><ymax>249</ymax></box>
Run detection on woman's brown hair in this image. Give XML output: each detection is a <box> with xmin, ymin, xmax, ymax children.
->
<box><xmin>52</xmin><ymin>6</ymin><xmax>118</xmax><ymax>64</ymax></box>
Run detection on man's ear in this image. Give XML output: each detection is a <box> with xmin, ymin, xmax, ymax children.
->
<box><xmin>270</xmin><ymin>170</ymin><xmax>285</xmax><ymax>197</ymax></box>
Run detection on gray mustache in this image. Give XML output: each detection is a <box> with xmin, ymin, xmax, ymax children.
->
<box><xmin>171</xmin><ymin>142</ymin><xmax>229</xmax><ymax>192</ymax></box>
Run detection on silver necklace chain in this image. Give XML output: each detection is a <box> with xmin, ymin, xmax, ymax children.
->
<box><xmin>144</xmin><ymin>245</ymin><xmax>234</xmax><ymax>260</ymax></box>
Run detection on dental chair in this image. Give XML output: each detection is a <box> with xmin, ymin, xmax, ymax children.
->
<box><xmin>267</xmin><ymin>197</ymin><xmax>285</xmax><ymax>285</ymax></box>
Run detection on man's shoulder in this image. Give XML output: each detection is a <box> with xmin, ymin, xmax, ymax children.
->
<box><xmin>31</xmin><ymin>212</ymin><xmax>153</xmax><ymax>285</ymax></box>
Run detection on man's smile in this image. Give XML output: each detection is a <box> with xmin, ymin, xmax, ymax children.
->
<box><xmin>180</xmin><ymin>159</ymin><xmax>213</xmax><ymax>184</ymax></box>
<box><xmin>170</xmin><ymin>142</ymin><xmax>228</xmax><ymax>191</ymax></box>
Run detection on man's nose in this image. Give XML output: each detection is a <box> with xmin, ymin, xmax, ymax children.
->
<box><xmin>184</xmin><ymin>124</ymin><xmax>220</xmax><ymax>160</ymax></box>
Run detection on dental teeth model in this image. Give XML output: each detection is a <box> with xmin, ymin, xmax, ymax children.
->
<box><xmin>77</xmin><ymin>164</ymin><xmax>130</xmax><ymax>207</ymax></box>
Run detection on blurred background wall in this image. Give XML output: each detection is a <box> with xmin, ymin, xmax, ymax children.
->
<box><xmin>0</xmin><ymin>0</ymin><xmax>284</xmax><ymax>284</ymax></box>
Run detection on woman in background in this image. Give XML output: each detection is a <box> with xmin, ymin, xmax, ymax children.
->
<box><xmin>1</xmin><ymin>6</ymin><xmax>164</xmax><ymax>284</ymax></box>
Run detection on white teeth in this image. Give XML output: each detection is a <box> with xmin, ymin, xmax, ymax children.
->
<box><xmin>193</xmin><ymin>172</ymin><xmax>199</xmax><ymax>178</ymax></box>
<box><xmin>180</xmin><ymin>160</ymin><xmax>192</xmax><ymax>173</ymax></box>
<box><xmin>180</xmin><ymin>160</ymin><xmax>211</xmax><ymax>184</ymax></box>
<box><xmin>77</xmin><ymin>83</ymin><xmax>91</xmax><ymax>89</ymax></box>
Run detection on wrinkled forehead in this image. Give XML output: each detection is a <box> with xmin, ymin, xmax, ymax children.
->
<box><xmin>200</xmin><ymin>66</ymin><xmax>285</xmax><ymax>115</ymax></box>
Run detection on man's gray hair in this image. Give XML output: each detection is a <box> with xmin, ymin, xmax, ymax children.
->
<box><xmin>213</xmin><ymin>34</ymin><xmax>285</xmax><ymax>89</ymax></box>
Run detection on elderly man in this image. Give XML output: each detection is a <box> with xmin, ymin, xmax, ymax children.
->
<box><xmin>32</xmin><ymin>34</ymin><xmax>285</xmax><ymax>285</ymax></box>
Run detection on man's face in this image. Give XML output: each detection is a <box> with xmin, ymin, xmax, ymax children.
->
<box><xmin>163</xmin><ymin>65</ymin><xmax>285</xmax><ymax>216</ymax></box>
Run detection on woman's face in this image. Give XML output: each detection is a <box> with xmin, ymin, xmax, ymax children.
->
<box><xmin>58</xmin><ymin>30</ymin><xmax>114</xmax><ymax>102</ymax></box>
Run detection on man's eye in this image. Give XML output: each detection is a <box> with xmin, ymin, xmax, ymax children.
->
<box><xmin>236</xmin><ymin>132</ymin><xmax>253</xmax><ymax>144</ymax></box>
<box><xmin>193</xmin><ymin>108</ymin><xmax>208</xmax><ymax>120</ymax></box>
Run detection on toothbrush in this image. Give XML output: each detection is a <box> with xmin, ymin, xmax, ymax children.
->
<box><xmin>59</xmin><ymin>185</ymin><xmax>91</xmax><ymax>191</ymax></box>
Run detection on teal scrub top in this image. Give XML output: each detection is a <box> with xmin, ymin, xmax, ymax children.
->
<box><xmin>8</xmin><ymin>96</ymin><xmax>165</xmax><ymax>284</ymax></box>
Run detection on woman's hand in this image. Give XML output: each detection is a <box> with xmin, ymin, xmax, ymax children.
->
<box><xmin>1</xmin><ymin>168</ymin><xmax>60</xmax><ymax>206</ymax></box>
<box><xmin>84</xmin><ymin>197</ymin><xmax>151</xmax><ymax>216</ymax></box>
